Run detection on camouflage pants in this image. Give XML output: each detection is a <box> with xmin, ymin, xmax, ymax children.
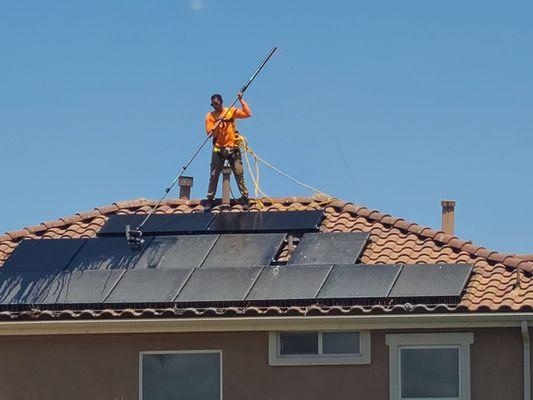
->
<box><xmin>207</xmin><ymin>148</ymin><xmax>249</xmax><ymax>200</ymax></box>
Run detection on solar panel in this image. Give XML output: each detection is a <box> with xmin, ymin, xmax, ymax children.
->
<box><xmin>105</xmin><ymin>269</ymin><xmax>193</xmax><ymax>303</ymax></box>
<box><xmin>288</xmin><ymin>232</ymin><xmax>369</xmax><ymax>265</ymax></box>
<box><xmin>1</xmin><ymin>239</ymin><xmax>87</xmax><ymax>273</ymax></box>
<box><xmin>389</xmin><ymin>264</ymin><xmax>473</xmax><ymax>298</ymax></box>
<box><xmin>66</xmin><ymin>237</ymin><xmax>146</xmax><ymax>270</ymax></box>
<box><xmin>51</xmin><ymin>269</ymin><xmax>126</xmax><ymax>304</ymax></box>
<box><xmin>0</xmin><ymin>271</ymin><xmax>60</xmax><ymax>305</ymax></box>
<box><xmin>246</xmin><ymin>265</ymin><xmax>333</xmax><ymax>301</ymax></box>
<box><xmin>176</xmin><ymin>267</ymin><xmax>263</xmax><ymax>302</ymax></box>
<box><xmin>317</xmin><ymin>264</ymin><xmax>402</xmax><ymax>299</ymax></box>
<box><xmin>201</xmin><ymin>233</ymin><xmax>285</xmax><ymax>268</ymax></box>
<box><xmin>98</xmin><ymin>213</ymin><xmax>215</xmax><ymax>236</ymax></box>
<box><xmin>207</xmin><ymin>210</ymin><xmax>324</xmax><ymax>233</ymax></box>
<box><xmin>135</xmin><ymin>235</ymin><xmax>219</xmax><ymax>269</ymax></box>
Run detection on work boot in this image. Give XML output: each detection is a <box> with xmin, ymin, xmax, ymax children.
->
<box><xmin>240</xmin><ymin>196</ymin><xmax>251</xmax><ymax>211</ymax></box>
<box><xmin>204</xmin><ymin>198</ymin><xmax>214</xmax><ymax>212</ymax></box>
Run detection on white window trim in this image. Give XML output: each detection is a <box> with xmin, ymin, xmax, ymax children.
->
<box><xmin>385</xmin><ymin>333</ymin><xmax>474</xmax><ymax>400</ymax></box>
<box><xmin>139</xmin><ymin>350</ymin><xmax>223</xmax><ymax>400</ymax></box>
<box><xmin>269</xmin><ymin>330</ymin><xmax>371</xmax><ymax>366</ymax></box>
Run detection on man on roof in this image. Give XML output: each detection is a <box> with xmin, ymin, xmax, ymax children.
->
<box><xmin>205</xmin><ymin>92</ymin><xmax>252</xmax><ymax>211</ymax></box>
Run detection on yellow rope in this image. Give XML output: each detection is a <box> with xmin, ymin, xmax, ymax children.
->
<box><xmin>237</xmin><ymin>134</ymin><xmax>335</xmax><ymax>209</ymax></box>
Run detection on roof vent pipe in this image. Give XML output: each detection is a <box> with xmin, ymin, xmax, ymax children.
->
<box><xmin>178</xmin><ymin>176</ymin><xmax>194</xmax><ymax>200</ymax></box>
<box><xmin>441</xmin><ymin>200</ymin><xmax>456</xmax><ymax>235</ymax></box>
<box><xmin>222</xmin><ymin>167</ymin><xmax>232</xmax><ymax>205</ymax></box>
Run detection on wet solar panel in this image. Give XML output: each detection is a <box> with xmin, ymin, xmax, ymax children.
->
<box><xmin>317</xmin><ymin>264</ymin><xmax>402</xmax><ymax>299</ymax></box>
<box><xmin>176</xmin><ymin>267</ymin><xmax>263</xmax><ymax>302</ymax></box>
<box><xmin>201</xmin><ymin>233</ymin><xmax>286</xmax><ymax>268</ymax></box>
<box><xmin>65</xmin><ymin>237</ymin><xmax>146</xmax><ymax>270</ymax></box>
<box><xmin>135</xmin><ymin>235</ymin><xmax>219</xmax><ymax>269</ymax></box>
<box><xmin>0</xmin><ymin>271</ymin><xmax>60</xmax><ymax>305</ymax></box>
<box><xmin>1</xmin><ymin>239</ymin><xmax>87</xmax><ymax>273</ymax></box>
<box><xmin>389</xmin><ymin>264</ymin><xmax>473</xmax><ymax>298</ymax></box>
<box><xmin>207</xmin><ymin>210</ymin><xmax>324</xmax><ymax>233</ymax></box>
<box><xmin>288</xmin><ymin>232</ymin><xmax>370</xmax><ymax>265</ymax></box>
<box><xmin>98</xmin><ymin>213</ymin><xmax>215</xmax><ymax>236</ymax></box>
<box><xmin>105</xmin><ymin>269</ymin><xmax>193</xmax><ymax>303</ymax></box>
<box><xmin>51</xmin><ymin>269</ymin><xmax>126</xmax><ymax>304</ymax></box>
<box><xmin>246</xmin><ymin>265</ymin><xmax>333</xmax><ymax>301</ymax></box>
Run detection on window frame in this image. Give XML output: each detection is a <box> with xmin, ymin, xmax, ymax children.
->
<box><xmin>139</xmin><ymin>349</ymin><xmax>223</xmax><ymax>400</ymax></box>
<box><xmin>385</xmin><ymin>333</ymin><xmax>474</xmax><ymax>400</ymax></box>
<box><xmin>269</xmin><ymin>330</ymin><xmax>371</xmax><ymax>366</ymax></box>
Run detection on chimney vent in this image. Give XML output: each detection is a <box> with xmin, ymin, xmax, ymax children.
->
<box><xmin>178</xmin><ymin>176</ymin><xmax>193</xmax><ymax>200</ymax></box>
<box><xmin>441</xmin><ymin>200</ymin><xmax>456</xmax><ymax>235</ymax></box>
<box><xmin>222</xmin><ymin>167</ymin><xmax>232</xmax><ymax>205</ymax></box>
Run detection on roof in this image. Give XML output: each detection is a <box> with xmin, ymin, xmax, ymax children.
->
<box><xmin>0</xmin><ymin>196</ymin><xmax>532</xmax><ymax>321</ymax></box>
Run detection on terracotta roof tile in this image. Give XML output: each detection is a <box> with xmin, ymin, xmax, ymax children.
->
<box><xmin>1</xmin><ymin>196</ymin><xmax>532</xmax><ymax>318</ymax></box>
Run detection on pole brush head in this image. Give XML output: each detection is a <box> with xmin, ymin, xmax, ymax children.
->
<box><xmin>125</xmin><ymin>225</ymin><xmax>144</xmax><ymax>250</ymax></box>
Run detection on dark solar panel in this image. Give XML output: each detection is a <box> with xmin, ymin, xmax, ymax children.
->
<box><xmin>288</xmin><ymin>232</ymin><xmax>370</xmax><ymax>265</ymax></box>
<box><xmin>0</xmin><ymin>271</ymin><xmax>60</xmax><ymax>305</ymax></box>
<box><xmin>246</xmin><ymin>265</ymin><xmax>333</xmax><ymax>301</ymax></box>
<box><xmin>1</xmin><ymin>239</ymin><xmax>87</xmax><ymax>273</ymax></box>
<box><xmin>176</xmin><ymin>267</ymin><xmax>263</xmax><ymax>302</ymax></box>
<box><xmin>105</xmin><ymin>269</ymin><xmax>193</xmax><ymax>303</ymax></box>
<box><xmin>135</xmin><ymin>235</ymin><xmax>219</xmax><ymax>269</ymax></box>
<box><xmin>51</xmin><ymin>269</ymin><xmax>126</xmax><ymax>304</ymax></box>
<box><xmin>389</xmin><ymin>264</ymin><xmax>473</xmax><ymax>298</ymax></box>
<box><xmin>66</xmin><ymin>237</ymin><xmax>146</xmax><ymax>270</ymax></box>
<box><xmin>98</xmin><ymin>214</ymin><xmax>215</xmax><ymax>236</ymax></box>
<box><xmin>201</xmin><ymin>233</ymin><xmax>285</xmax><ymax>268</ymax></box>
<box><xmin>207</xmin><ymin>210</ymin><xmax>323</xmax><ymax>233</ymax></box>
<box><xmin>317</xmin><ymin>264</ymin><xmax>402</xmax><ymax>299</ymax></box>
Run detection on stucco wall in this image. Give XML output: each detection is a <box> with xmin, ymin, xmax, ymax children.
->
<box><xmin>0</xmin><ymin>327</ymin><xmax>525</xmax><ymax>400</ymax></box>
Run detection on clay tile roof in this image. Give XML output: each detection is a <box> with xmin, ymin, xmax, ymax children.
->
<box><xmin>1</xmin><ymin>196</ymin><xmax>532</xmax><ymax>320</ymax></box>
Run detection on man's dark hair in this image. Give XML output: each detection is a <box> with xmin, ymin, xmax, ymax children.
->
<box><xmin>211</xmin><ymin>94</ymin><xmax>223</xmax><ymax>103</ymax></box>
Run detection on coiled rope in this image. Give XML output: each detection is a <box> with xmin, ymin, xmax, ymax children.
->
<box><xmin>237</xmin><ymin>134</ymin><xmax>334</xmax><ymax>208</ymax></box>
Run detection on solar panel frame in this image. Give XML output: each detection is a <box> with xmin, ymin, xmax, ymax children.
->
<box><xmin>1</xmin><ymin>238</ymin><xmax>87</xmax><ymax>273</ymax></box>
<box><xmin>317</xmin><ymin>264</ymin><xmax>403</xmax><ymax>299</ymax></box>
<box><xmin>104</xmin><ymin>268</ymin><xmax>194</xmax><ymax>303</ymax></box>
<box><xmin>176</xmin><ymin>267</ymin><xmax>263</xmax><ymax>302</ymax></box>
<box><xmin>207</xmin><ymin>210</ymin><xmax>324</xmax><ymax>233</ymax></box>
<box><xmin>135</xmin><ymin>235</ymin><xmax>219</xmax><ymax>269</ymax></box>
<box><xmin>288</xmin><ymin>232</ymin><xmax>370</xmax><ymax>265</ymax></box>
<box><xmin>388</xmin><ymin>263</ymin><xmax>473</xmax><ymax>298</ymax></box>
<box><xmin>98</xmin><ymin>214</ymin><xmax>215</xmax><ymax>236</ymax></box>
<box><xmin>200</xmin><ymin>233</ymin><xmax>286</xmax><ymax>268</ymax></box>
<box><xmin>246</xmin><ymin>265</ymin><xmax>334</xmax><ymax>301</ymax></box>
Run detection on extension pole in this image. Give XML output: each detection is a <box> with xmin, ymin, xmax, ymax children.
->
<box><xmin>130</xmin><ymin>46</ymin><xmax>277</xmax><ymax>240</ymax></box>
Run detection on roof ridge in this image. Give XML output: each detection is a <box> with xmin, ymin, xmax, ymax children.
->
<box><xmin>0</xmin><ymin>196</ymin><xmax>317</xmax><ymax>242</ymax></box>
<box><xmin>1</xmin><ymin>196</ymin><xmax>531</xmax><ymax>273</ymax></box>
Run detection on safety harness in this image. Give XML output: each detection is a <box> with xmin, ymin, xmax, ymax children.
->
<box><xmin>211</xmin><ymin>109</ymin><xmax>243</xmax><ymax>160</ymax></box>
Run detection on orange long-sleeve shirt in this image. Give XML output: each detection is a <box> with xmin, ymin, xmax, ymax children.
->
<box><xmin>206</xmin><ymin>99</ymin><xmax>252</xmax><ymax>148</ymax></box>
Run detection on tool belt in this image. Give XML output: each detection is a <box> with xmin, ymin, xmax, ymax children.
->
<box><xmin>213</xmin><ymin>146</ymin><xmax>239</xmax><ymax>159</ymax></box>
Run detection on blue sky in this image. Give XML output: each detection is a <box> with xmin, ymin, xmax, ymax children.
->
<box><xmin>1</xmin><ymin>1</ymin><xmax>532</xmax><ymax>254</ymax></box>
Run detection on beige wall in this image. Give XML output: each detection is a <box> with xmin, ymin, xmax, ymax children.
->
<box><xmin>0</xmin><ymin>327</ymin><xmax>526</xmax><ymax>400</ymax></box>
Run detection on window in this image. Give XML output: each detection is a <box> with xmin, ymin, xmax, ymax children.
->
<box><xmin>269</xmin><ymin>331</ymin><xmax>370</xmax><ymax>365</ymax></box>
<box><xmin>139</xmin><ymin>351</ymin><xmax>222</xmax><ymax>400</ymax></box>
<box><xmin>386</xmin><ymin>333</ymin><xmax>473</xmax><ymax>400</ymax></box>
<box><xmin>280</xmin><ymin>332</ymin><xmax>318</xmax><ymax>355</ymax></box>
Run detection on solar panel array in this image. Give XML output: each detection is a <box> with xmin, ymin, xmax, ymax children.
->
<box><xmin>97</xmin><ymin>210</ymin><xmax>324</xmax><ymax>236</ymax></box>
<box><xmin>0</xmin><ymin>210</ymin><xmax>474</xmax><ymax>307</ymax></box>
<box><xmin>0</xmin><ymin>262</ymin><xmax>473</xmax><ymax>306</ymax></box>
